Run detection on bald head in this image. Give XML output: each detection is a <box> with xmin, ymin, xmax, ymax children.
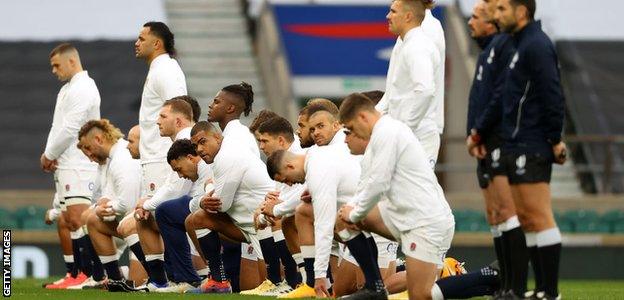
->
<box><xmin>127</xmin><ymin>125</ymin><xmax>140</xmax><ymax>159</ymax></box>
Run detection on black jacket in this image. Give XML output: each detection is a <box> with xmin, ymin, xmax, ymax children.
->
<box><xmin>475</xmin><ymin>21</ymin><xmax>565</xmax><ymax>159</ymax></box>
<box><xmin>467</xmin><ymin>33</ymin><xmax>515</xmax><ymax>142</ymax></box>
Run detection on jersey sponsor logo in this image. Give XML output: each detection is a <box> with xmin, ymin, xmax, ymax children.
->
<box><xmin>487</xmin><ymin>48</ymin><xmax>495</xmax><ymax>64</ymax></box>
<box><xmin>515</xmin><ymin>154</ymin><xmax>526</xmax><ymax>175</ymax></box>
<box><xmin>491</xmin><ymin>148</ymin><xmax>501</xmax><ymax>168</ymax></box>
<box><xmin>510</xmin><ymin>52</ymin><xmax>519</xmax><ymax>69</ymax></box>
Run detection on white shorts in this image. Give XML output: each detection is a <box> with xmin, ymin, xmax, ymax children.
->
<box><xmin>188</xmin><ymin>234</ymin><xmax>199</xmax><ymax>256</ymax></box>
<box><xmin>241</xmin><ymin>241</ymin><xmax>259</xmax><ymax>261</ymax></box>
<box><xmin>378</xmin><ymin>201</ymin><xmax>454</xmax><ymax>267</ymax></box>
<box><xmin>374</xmin><ymin>234</ymin><xmax>399</xmax><ymax>269</ymax></box>
<box><xmin>141</xmin><ymin>162</ymin><xmax>170</xmax><ymax>198</ymax></box>
<box><xmin>418</xmin><ymin>131</ymin><xmax>441</xmax><ymax>169</ymax></box>
<box><xmin>54</xmin><ymin>169</ymin><xmax>97</xmax><ymax>211</ymax></box>
<box><xmin>114</xmin><ymin>236</ymin><xmax>127</xmax><ymax>259</ymax></box>
<box><xmin>400</xmin><ymin>220</ymin><xmax>454</xmax><ymax>268</ymax></box>
<box><xmin>52</xmin><ymin>192</ymin><xmax>61</xmax><ymax>210</ymax></box>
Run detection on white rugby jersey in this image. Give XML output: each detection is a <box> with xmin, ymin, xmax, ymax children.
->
<box><xmin>273</xmin><ymin>141</ymin><xmax>306</xmax><ymax>217</ymax></box>
<box><xmin>348</xmin><ymin>116</ymin><xmax>451</xmax><ymax>231</ymax></box>
<box><xmin>189</xmin><ymin>160</ymin><xmax>214</xmax><ymax>212</ymax></box>
<box><xmin>376</xmin><ymin>25</ymin><xmax>441</xmax><ymax>139</ymax></box>
<box><xmin>422</xmin><ymin>9</ymin><xmax>446</xmax><ymax>134</ymax></box>
<box><xmin>305</xmin><ymin>144</ymin><xmax>360</xmax><ymax>279</ymax></box>
<box><xmin>222</xmin><ymin>119</ymin><xmax>260</xmax><ymax>158</ymax></box>
<box><xmin>100</xmin><ymin>139</ymin><xmax>141</xmax><ymax>215</ymax></box>
<box><xmin>139</xmin><ymin>54</ymin><xmax>187</xmax><ymax>164</ymax></box>
<box><xmin>44</xmin><ymin>71</ymin><xmax>100</xmax><ymax>170</ymax></box>
<box><xmin>211</xmin><ymin>135</ymin><xmax>274</xmax><ymax>233</ymax></box>
<box><xmin>143</xmin><ymin>127</ymin><xmax>193</xmax><ymax>211</ymax></box>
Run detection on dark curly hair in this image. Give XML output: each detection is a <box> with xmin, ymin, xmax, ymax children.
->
<box><xmin>222</xmin><ymin>82</ymin><xmax>254</xmax><ymax>117</ymax></box>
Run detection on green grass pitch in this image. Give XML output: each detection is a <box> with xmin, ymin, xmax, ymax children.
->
<box><xmin>6</xmin><ymin>278</ymin><xmax>624</xmax><ymax>299</ymax></box>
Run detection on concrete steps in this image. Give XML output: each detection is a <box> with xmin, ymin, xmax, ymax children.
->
<box><xmin>164</xmin><ymin>0</ymin><xmax>266</xmax><ymax>124</ymax></box>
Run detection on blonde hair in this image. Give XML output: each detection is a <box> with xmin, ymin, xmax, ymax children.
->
<box><xmin>79</xmin><ymin>119</ymin><xmax>124</xmax><ymax>143</ymax></box>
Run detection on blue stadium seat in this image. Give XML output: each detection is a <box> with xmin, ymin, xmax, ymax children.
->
<box><xmin>0</xmin><ymin>217</ymin><xmax>18</xmax><ymax>229</ymax></box>
<box><xmin>20</xmin><ymin>218</ymin><xmax>53</xmax><ymax>231</ymax></box>
<box><xmin>575</xmin><ymin>221</ymin><xmax>611</xmax><ymax>233</ymax></box>
<box><xmin>15</xmin><ymin>205</ymin><xmax>48</xmax><ymax>229</ymax></box>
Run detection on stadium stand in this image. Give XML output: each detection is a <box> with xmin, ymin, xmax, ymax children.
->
<box><xmin>557</xmin><ymin>41</ymin><xmax>624</xmax><ymax>193</ymax></box>
<box><xmin>0</xmin><ymin>41</ymin><xmax>145</xmax><ymax>190</ymax></box>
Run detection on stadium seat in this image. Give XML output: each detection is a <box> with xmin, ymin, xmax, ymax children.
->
<box><xmin>454</xmin><ymin>210</ymin><xmax>489</xmax><ymax>232</ymax></box>
<box><xmin>564</xmin><ymin>210</ymin><xmax>600</xmax><ymax>232</ymax></box>
<box><xmin>557</xmin><ymin>219</ymin><xmax>574</xmax><ymax>233</ymax></box>
<box><xmin>0</xmin><ymin>207</ymin><xmax>12</xmax><ymax>219</ymax></box>
<box><xmin>613</xmin><ymin>221</ymin><xmax>624</xmax><ymax>233</ymax></box>
<box><xmin>575</xmin><ymin>221</ymin><xmax>611</xmax><ymax>233</ymax></box>
<box><xmin>15</xmin><ymin>205</ymin><xmax>48</xmax><ymax>228</ymax></box>
<box><xmin>0</xmin><ymin>217</ymin><xmax>19</xmax><ymax>229</ymax></box>
<box><xmin>20</xmin><ymin>218</ymin><xmax>53</xmax><ymax>231</ymax></box>
<box><xmin>563</xmin><ymin>209</ymin><xmax>600</xmax><ymax>223</ymax></box>
<box><xmin>601</xmin><ymin>209</ymin><xmax>624</xmax><ymax>223</ymax></box>
<box><xmin>554</xmin><ymin>211</ymin><xmax>574</xmax><ymax>233</ymax></box>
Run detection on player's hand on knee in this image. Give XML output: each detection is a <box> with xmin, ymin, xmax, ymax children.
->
<box><xmin>260</xmin><ymin>199</ymin><xmax>281</xmax><ymax>217</ymax></box>
<box><xmin>254</xmin><ymin>209</ymin><xmax>268</xmax><ymax>230</ymax></box>
<box><xmin>338</xmin><ymin>205</ymin><xmax>354</xmax><ymax>224</ymax></box>
<box><xmin>96</xmin><ymin>201</ymin><xmax>115</xmax><ymax>219</ymax></box>
<box><xmin>134</xmin><ymin>207</ymin><xmax>150</xmax><ymax>221</ymax></box>
<box><xmin>265</xmin><ymin>191</ymin><xmax>280</xmax><ymax>202</ymax></box>
<box><xmin>200</xmin><ymin>190</ymin><xmax>221</xmax><ymax>213</ymax></box>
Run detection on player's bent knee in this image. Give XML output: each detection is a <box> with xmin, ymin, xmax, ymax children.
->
<box><xmin>66</xmin><ymin>213</ymin><xmax>84</xmax><ymax>231</ymax></box>
<box><xmin>295</xmin><ymin>202</ymin><xmax>312</xmax><ymax>217</ymax></box>
<box><xmin>86</xmin><ymin>213</ymin><xmax>102</xmax><ymax>231</ymax></box>
<box><xmin>184</xmin><ymin>214</ymin><xmax>195</xmax><ymax>231</ymax></box>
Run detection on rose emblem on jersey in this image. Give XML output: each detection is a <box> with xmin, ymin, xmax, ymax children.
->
<box><xmin>516</xmin><ymin>155</ymin><xmax>526</xmax><ymax>175</ymax></box>
<box><xmin>65</xmin><ymin>184</ymin><xmax>70</xmax><ymax>192</ymax></box>
<box><xmin>410</xmin><ymin>242</ymin><xmax>417</xmax><ymax>251</ymax></box>
<box><xmin>247</xmin><ymin>245</ymin><xmax>254</xmax><ymax>255</ymax></box>
<box><xmin>149</xmin><ymin>183</ymin><xmax>156</xmax><ymax>191</ymax></box>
